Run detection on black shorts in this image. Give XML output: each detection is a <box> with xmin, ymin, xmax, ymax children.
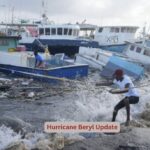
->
<box><xmin>114</xmin><ymin>96</ymin><xmax>139</xmax><ymax>111</ymax></box>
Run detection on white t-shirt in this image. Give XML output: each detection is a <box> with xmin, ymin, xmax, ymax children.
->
<box><xmin>113</xmin><ymin>75</ymin><xmax>139</xmax><ymax>97</ymax></box>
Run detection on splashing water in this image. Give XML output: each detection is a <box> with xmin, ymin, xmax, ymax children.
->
<box><xmin>73</xmin><ymin>78</ymin><xmax>126</xmax><ymax>122</ymax></box>
<box><xmin>0</xmin><ymin>125</ymin><xmax>46</xmax><ymax>150</ymax></box>
<box><xmin>1</xmin><ymin>71</ymin><xmax>150</xmax><ymax>149</ymax></box>
<box><xmin>56</xmin><ymin>73</ymin><xmax>150</xmax><ymax>123</ymax></box>
<box><xmin>0</xmin><ymin>125</ymin><xmax>21</xmax><ymax>150</ymax></box>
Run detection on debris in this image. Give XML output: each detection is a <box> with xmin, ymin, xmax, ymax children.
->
<box><xmin>5</xmin><ymin>141</ymin><xmax>28</xmax><ymax>150</ymax></box>
<box><xmin>0</xmin><ymin>77</ymin><xmax>11</xmax><ymax>82</ymax></box>
<box><xmin>21</xmin><ymin>81</ymin><xmax>30</xmax><ymax>86</ymax></box>
<box><xmin>140</xmin><ymin>109</ymin><xmax>150</xmax><ymax>121</ymax></box>
<box><xmin>27</xmin><ymin>92</ymin><xmax>35</xmax><ymax>98</ymax></box>
<box><xmin>0</xmin><ymin>85</ymin><xmax>11</xmax><ymax>91</ymax></box>
<box><xmin>34</xmin><ymin>139</ymin><xmax>54</xmax><ymax>150</ymax></box>
<box><xmin>0</xmin><ymin>92</ymin><xmax>9</xmax><ymax>98</ymax></box>
<box><xmin>118</xmin><ymin>145</ymin><xmax>140</xmax><ymax>150</ymax></box>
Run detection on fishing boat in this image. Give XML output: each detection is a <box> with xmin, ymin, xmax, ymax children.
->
<box><xmin>75</xmin><ymin>47</ymin><xmax>144</xmax><ymax>80</ymax></box>
<box><xmin>124</xmin><ymin>40</ymin><xmax>150</xmax><ymax>66</ymax></box>
<box><xmin>0</xmin><ymin>35</ymin><xmax>88</xmax><ymax>83</ymax></box>
<box><xmin>0</xmin><ymin>51</ymin><xmax>88</xmax><ymax>83</ymax></box>
<box><xmin>0</xmin><ymin>14</ymin><xmax>99</xmax><ymax>57</ymax></box>
<box><xmin>0</xmin><ymin>17</ymin><xmax>140</xmax><ymax>56</ymax></box>
<box><xmin>94</xmin><ymin>26</ymin><xmax>139</xmax><ymax>53</ymax></box>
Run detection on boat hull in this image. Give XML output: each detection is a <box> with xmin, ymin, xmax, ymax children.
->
<box><xmin>20</xmin><ymin>39</ymin><xmax>99</xmax><ymax>57</ymax></box>
<box><xmin>99</xmin><ymin>44</ymin><xmax>128</xmax><ymax>53</ymax></box>
<box><xmin>75</xmin><ymin>54</ymin><xmax>105</xmax><ymax>70</ymax></box>
<box><xmin>0</xmin><ymin>64</ymin><xmax>88</xmax><ymax>83</ymax></box>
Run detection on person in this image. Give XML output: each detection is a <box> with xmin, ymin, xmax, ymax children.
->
<box><xmin>44</xmin><ymin>45</ymin><xmax>51</xmax><ymax>60</ymax></box>
<box><xmin>34</xmin><ymin>51</ymin><xmax>45</xmax><ymax>68</ymax></box>
<box><xmin>111</xmin><ymin>69</ymin><xmax>140</xmax><ymax>126</ymax></box>
<box><xmin>96</xmin><ymin>69</ymin><xmax>139</xmax><ymax>126</ymax></box>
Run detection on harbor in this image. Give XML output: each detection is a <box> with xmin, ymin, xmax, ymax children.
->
<box><xmin>0</xmin><ymin>0</ymin><xmax>150</xmax><ymax>150</ymax></box>
<box><xmin>0</xmin><ymin>69</ymin><xmax>150</xmax><ymax>149</ymax></box>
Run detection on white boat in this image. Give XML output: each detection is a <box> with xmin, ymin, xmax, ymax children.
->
<box><xmin>75</xmin><ymin>47</ymin><xmax>109</xmax><ymax>70</ymax></box>
<box><xmin>75</xmin><ymin>47</ymin><xmax>144</xmax><ymax>79</ymax></box>
<box><xmin>124</xmin><ymin>40</ymin><xmax>150</xmax><ymax>65</ymax></box>
<box><xmin>93</xmin><ymin>26</ymin><xmax>139</xmax><ymax>52</ymax></box>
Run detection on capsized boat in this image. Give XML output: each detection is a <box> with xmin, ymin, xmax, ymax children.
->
<box><xmin>75</xmin><ymin>47</ymin><xmax>144</xmax><ymax>80</ymax></box>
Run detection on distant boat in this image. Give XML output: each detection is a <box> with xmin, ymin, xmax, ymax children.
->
<box><xmin>0</xmin><ymin>15</ymin><xmax>99</xmax><ymax>57</ymax></box>
<box><xmin>0</xmin><ymin>19</ymin><xmax>140</xmax><ymax>57</ymax></box>
<box><xmin>94</xmin><ymin>26</ymin><xmax>139</xmax><ymax>52</ymax></box>
<box><xmin>124</xmin><ymin>40</ymin><xmax>150</xmax><ymax>66</ymax></box>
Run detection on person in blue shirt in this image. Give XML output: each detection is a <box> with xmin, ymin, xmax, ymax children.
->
<box><xmin>34</xmin><ymin>51</ymin><xmax>45</xmax><ymax>68</ymax></box>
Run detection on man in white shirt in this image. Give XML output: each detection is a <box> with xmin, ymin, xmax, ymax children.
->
<box><xmin>111</xmin><ymin>69</ymin><xmax>139</xmax><ymax>126</ymax></box>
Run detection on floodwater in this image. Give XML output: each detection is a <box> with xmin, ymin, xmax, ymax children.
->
<box><xmin>0</xmin><ymin>69</ymin><xmax>150</xmax><ymax>149</ymax></box>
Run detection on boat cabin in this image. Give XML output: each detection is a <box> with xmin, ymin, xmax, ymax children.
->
<box><xmin>94</xmin><ymin>26</ymin><xmax>138</xmax><ymax>45</ymax></box>
<box><xmin>38</xmin><ymin>24</ymin><xmax>80</xmax><ymax>39</ymax></box>
<box><xmin>125</xmin><ymin>40</ymin><xmax>150</xmax><ymax>64</ymax></box>
<box><xmin>0</xmin><ymin>36</ymin><xmax>20</xmax><ymax>52</ymax></box>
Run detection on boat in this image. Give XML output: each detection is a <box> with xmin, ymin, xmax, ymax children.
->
<box><xmin>0</xmin><ymin>14</ymin><xmax>99</xmax><ymax>57</ymax></box>
<box><xmin>75</xmin><ymin>47</ymin><xmax>111</xmax><ymax>70</ymax></box>
<box><xmin>75</xmin><ymin>47</ymin><xmax>144</xmax><ymax>80</ymax></box>
<box><xmin>1</xmin><ymin>22</ymin><xmax>139</xmax><ymax>57</ymax></box>
<box><xmin>0</xmin><ymin>35</ymin><xmax>88</xmax><ymax>83</ymax></box>
<box><xmin>124</xmin><ymin>39</ymin><xmax>150</xmax><ymax>66</ymax></box>
<box><xmin>93</xmin><ymin>26</ymin><xmax>139</xmax><ymax>53</ymax></box>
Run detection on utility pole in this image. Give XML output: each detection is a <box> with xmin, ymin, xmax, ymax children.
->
<box><xmin>0</xmin><ymin>4</ymin><xmax>6</xmax><ymax>23</ymax></box>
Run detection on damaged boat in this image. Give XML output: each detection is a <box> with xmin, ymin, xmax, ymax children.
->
<box><xmin>75</xmin><ymin>47</ymin><xmax>144</xmax><ymax>80</ymax></box>
<box><xmin>0</xmin><ymin>36</ymin><xmax>88</xmax><ymax>83</ymax></box>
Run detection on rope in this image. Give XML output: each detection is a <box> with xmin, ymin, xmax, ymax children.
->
<box><xmin>95</xmin><ymin>82</ymin><xmax>150</xmax><ymax>94</ymax></box>
<box><xmin>13</xmin><ymin>70</ymin><xmax>83</xmax><ymax>83</ymax></box>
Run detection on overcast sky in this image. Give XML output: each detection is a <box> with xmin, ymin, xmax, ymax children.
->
<box><xmin>0</xmin><ymin>0</ymin><xmax>150</xmax><ymax>28</ymax></box>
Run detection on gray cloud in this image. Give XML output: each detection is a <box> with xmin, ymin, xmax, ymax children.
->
<box><xmin>0</xmin><ymin>0</ymin><xmax>150</xmax><ymax>26</ymax></box>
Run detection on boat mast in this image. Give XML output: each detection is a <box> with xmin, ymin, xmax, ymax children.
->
<box><xmin>11</xmin><ymin>6</ymin><xmax>15</xmax><ymax>24</ymax></box>
<box><xmin>41</xmin><ymin>0</ymin><xmax>48</xmax><ymax>24</ymax></box>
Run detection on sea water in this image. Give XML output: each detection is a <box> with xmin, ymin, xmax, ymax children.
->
<box><xmin>0</xmin><ymin>71</ymin><xmax>150</xmax><ymax>149</ymax></box>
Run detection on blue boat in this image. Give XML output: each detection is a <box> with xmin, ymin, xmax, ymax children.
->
<box><xmin>31</xmin><ymin>38</ymin><xmax>99</xmax><ymax>56</ymax></box>
<box><xmin>17</xmin><ymin>21</ymin><xmax>99</xmax><ymax>57</ymax></box>
<box><xmin>0</xmin><ymin>52</ymin><xmax>88</xmax><ymax>83</ymax></box>
<box><xmin>99</xmin><ymin>44</ymin><xmax>128</xmax><ymax>53</ymax></box>
<box><xmin>76</xmin><ymin>49</ymin><xmax>144</xmax><ymax>80</ymax></box>
<box><xmin>100</xmin><ymin>56</ymin><xmax>144</xmax><ymax>80</ymax></box>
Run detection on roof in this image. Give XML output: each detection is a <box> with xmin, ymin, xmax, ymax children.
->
<box><xmin>98</xmin><ymin>26</ymin><xmax>139</xmax><ymax>29</ymax></box>
<box><xmin>0</xmin><ymin>23</ymin><xmax>37</xmax><ymax>27</ymax></box>
<box><xmin>79</xmin><ymin>24</ymin><xmax>98</xmax><ymax>30</ymax></box>
<box><xmin>0</xmin><ymin>35</ymin><xmax>21</xmax><ymax>40</ymax></box>
<box><xmin>38</xmin><ymin>24</ymin><xmax>80</xmax><ymax>29</ymax></box>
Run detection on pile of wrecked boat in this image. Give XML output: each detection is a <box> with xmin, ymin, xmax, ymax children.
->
<box><xmin>0</xmin><ymin>21</ymin><xmax>149</xmax><ymax>83</ymax></box>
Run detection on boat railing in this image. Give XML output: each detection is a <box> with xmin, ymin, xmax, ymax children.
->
<box><xmin>27</xmin><ymin>54</ymin><xmax>71</xmax><ymax>69</ymax></box>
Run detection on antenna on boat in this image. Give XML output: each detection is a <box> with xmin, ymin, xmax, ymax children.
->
<box><xmin>142</xmin><ymin>22</ymin><xmax>147</xmax><ymax>37</ymax></box>
<box><xmin>42</xmin><ymin>0</ymin><xmax>47</xmax><ymax>15</ymax></box>
<box><xmin>81</xmin><ymin>19</ymin><xmax>86</xmax><ymax>24</ymax></box>
<box><xmin>41</xmin><ymin>0</ymin><xmax>48</xmax><ymax>24</ymax></box>
<box><xmin>11</xmin><ymin>6</ymin><xmax>15</xmax><ymax>24</ymax></box>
